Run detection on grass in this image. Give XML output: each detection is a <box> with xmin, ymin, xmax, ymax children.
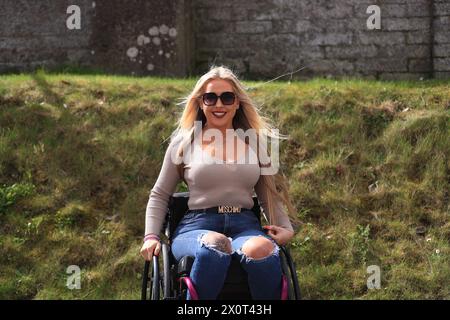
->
<box><xmin>0</xmin><ymin>70</ymin><xmax>449</xmax><ymax>299</ymax></box>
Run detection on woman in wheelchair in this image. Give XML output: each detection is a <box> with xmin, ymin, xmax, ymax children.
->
<box><xmin>140</xmin><ymin>65</ymin><xmax>299</xmax><ymax>300</ymax></box>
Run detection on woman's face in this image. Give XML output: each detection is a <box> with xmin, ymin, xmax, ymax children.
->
<box><xmin>200</xmin><ymin>79</ymin><xmax>239</xmax><ymax>131</ymax></box>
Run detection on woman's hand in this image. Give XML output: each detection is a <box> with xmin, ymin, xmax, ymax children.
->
<box><xmin>262</xmin><ymin>225</ymin><xmax>294</xmax><ymax>246</ymax></box>
<box><xmin>140</xmin><ymin>239</ymin><xmax>161</xmax><ymax>261</ymax></box>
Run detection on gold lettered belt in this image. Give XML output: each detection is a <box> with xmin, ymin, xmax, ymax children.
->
<box><xmin>187</xmin><ymin>206</ymin><xmax>252</xmax><ymax>214</ymax></box>
<box><xmin>218</xmin><ymin>205</ymin><xmax>243</xmax><ymax>214</ymax></box>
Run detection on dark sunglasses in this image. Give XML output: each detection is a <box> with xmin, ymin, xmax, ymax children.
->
<box><xmin>201</xmin><ymin>91</ymin><xmax>236</xmax><ymax>106</ymax></box>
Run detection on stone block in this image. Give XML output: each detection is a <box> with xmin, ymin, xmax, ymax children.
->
<box><xmin>356</xmin><ymin>58</ymin><xmax>408</xmax><ymax>72</ymax></box>
<box><xmin>434</xmin><ymin>44</ymin><xmax>450</xmax><ymax>57</ymax></box>
<box><xmin>356</xmin><ymin>31</ymin><xmax>405</xmax><ymax>45</ymax></box>
<box><xmin>306</xmin><ymin>33</ymin><xmax>353</xmax><ymax>46</ymax></box>
<box><xmin>235</xmin><ymin>21</ymin><xmax>272</xmax><ymax>34</ymax></box>
<box><xmin>408</xmin><ymin>58</ymin><xmax>432</xmax><ymax>72</ymax></box>
<box><xmin>324</xmin><ymin>45</ymin><xmax>378</xmax><ymax>59</ymax></box>
<box><xmin>434</xmin><ymin>58</ymin><xmax>450</xmax><ymax>71</ymax></box>
<box><xmin>382</xmin><ymin>18</ymin><xmax>429</xmax><ymax>31</ymax></box>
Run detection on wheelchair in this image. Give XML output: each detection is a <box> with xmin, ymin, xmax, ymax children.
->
<box><xmin>141</xmin><ymin>192</ymin><xmax>301</xmax><ymax>300</ymax></box>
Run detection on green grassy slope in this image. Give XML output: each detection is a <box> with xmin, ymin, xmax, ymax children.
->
<box><xmin>0</xmin><ymin>71</ymin><xmax>449</xmax><ymax>299</ymax></box>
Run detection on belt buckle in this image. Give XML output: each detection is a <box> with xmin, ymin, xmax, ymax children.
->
<box><xmin>218</xmin><ymin>205</ymin><xmax>241</xmax><ymax>214</ymax></box>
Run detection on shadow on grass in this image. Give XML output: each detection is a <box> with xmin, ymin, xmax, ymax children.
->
<box><xmin>30</xmin><ymin>70</ymin><xmax>67</xmax><ymax>108</ymax></box>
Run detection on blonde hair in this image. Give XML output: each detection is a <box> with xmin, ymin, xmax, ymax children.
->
<box><xmin>169</xmin><ymin>65</ymin><xmax>298</xmax><ymax>227</ymax></box>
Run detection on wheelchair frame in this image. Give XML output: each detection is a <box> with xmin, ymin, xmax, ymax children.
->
<box><xmin>141</xmin><ymin>192</ymin><xmax>301</xmax><ymax>300</ymax></box>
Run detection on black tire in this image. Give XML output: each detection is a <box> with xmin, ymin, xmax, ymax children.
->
<box><xmin>151</xmin><ymin>255</ymin><xmax>160</xmax><ymax>300</ymax></box>
<box><xmin>162</xmin><ymin>243</ymin><xmax>171</xmax><ymax>298</ymax></box>
<box><xmin>281</xmin><ymin>246</ymin><xmax>301</xmax><ymax>300</ymax></box>
<box><xmin>279</xmin><ymin>247</ymin><xmax>294</xmax><ymax>300</ymax></box>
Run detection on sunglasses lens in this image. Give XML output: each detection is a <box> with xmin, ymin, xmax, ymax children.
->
<box><xmin>203</xmin><ymin>93</ymin><xmax>217</xmax><ymax>106</ymax></box>
<box><xmin>221</xmin><ymin>92</ymin><xmax>235</xmax><ymax>105</ymax></box>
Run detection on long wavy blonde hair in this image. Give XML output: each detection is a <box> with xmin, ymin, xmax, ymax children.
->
<box><xmin>169</xmin><ymin>65</ymin><xmax>298</xmax><ymax>226</ymax></box>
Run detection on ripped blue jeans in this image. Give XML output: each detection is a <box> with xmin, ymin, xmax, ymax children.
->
<box><xmin>171</xmin><ymin>209</ymin><xmax>282</xmax><ymax>300</ymax></box>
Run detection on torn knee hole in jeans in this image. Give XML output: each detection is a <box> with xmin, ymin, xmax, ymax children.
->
<box><xmin>198</xmin><ymin>233</ymin><xmax>232</xmax><ymax>256</ymax></box>
<box><xmin>237</xmin><ymin>235</ymin><xmax>280</xmax><ymax>262</ymax></box>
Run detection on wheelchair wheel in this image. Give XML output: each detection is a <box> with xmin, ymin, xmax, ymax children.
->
<box><xmin>280</xmin><ymin>246</ymin><xmax>301</xmax><ymax>300</ymax></box>
<box><xmin>141</xmin><ymin>244</ymin><xmax>174</xmax><ymax>300</ymax></box>
<box><xmin>141</xmin><ymin>256</ymin><xmax>161</xmax><ymax>300</ymax></box>
<box><xmin>161</xmin><ymin>242</ymin><xmax>172</xmax><ymax>298</ymax></box>
<box><xmin>279</xmin><ymin>248</ymin><xmax>294</xmax><ymax>300</ymax></box>
<box><xmin>151</xmin><ymin>256</ymin><xmax>160</xmax><ymax>300</ymax></box>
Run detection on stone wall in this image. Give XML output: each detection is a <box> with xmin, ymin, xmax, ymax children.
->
<box><xmin>193</xmin><ymin>0</ymin><xmax>449</xmax><ymax>80</ymax></box>
<box><xmin>0</xmin><ymin>0</ymin><xmax>191</xmax><ymax>76</ymax></box>
<box><xmin>434</xmin><ymin>0</ymin><xmax>450</xmax><ymax>79</ymax></box>
<box><xmin>0</xmin><ymin>0</ymin><xmax>94</xmax><ymax>73</ymax></box>
<box><xmin>0</xmin><ymin>0</ymin><xmax>448</xmax><ymax>79</ymax></box>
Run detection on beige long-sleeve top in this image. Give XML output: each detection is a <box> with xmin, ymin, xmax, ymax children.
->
<box><xmin>144</xmin><ymin>136</ymin><xmax>294</xmax><ymax>236</ymax></box>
